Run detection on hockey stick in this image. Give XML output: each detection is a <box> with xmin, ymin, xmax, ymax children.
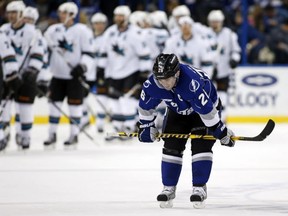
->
<box><xmin>107</xmin><ymin>119</ymin><xmax>275</xmax><ymax>142</ymax></box>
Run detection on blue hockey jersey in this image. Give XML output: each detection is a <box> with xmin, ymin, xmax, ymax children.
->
<box><xmin>138</xmin><ymin>64</ymin><xmax>221</xmax><ymax>127</ymax></box>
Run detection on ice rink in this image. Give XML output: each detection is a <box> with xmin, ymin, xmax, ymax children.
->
<box><xmin>0</xmin><ymin>122</ymin><xmax>287</xmax><ymax>216</ymax></box>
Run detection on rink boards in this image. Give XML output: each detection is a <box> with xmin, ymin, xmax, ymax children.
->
<box><xmin>7</xmin><ymin>66</ymin><xmax>288</xmax><ymax>124</ymax></box>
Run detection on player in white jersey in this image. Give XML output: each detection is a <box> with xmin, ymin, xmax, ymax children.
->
<box><xmin>207</xmin><ymin>10</ymin><xmax>241</xmax><ymax>122</ymax></box>
<box><xmin>97</xmin><ymin>6</ymin><xmax>150</xmax><ymax>140</ymax></box>
<box><xmin>43</xmin><ymin>2</ymin><xmax>94</xmax><ymax>147</ymax></box>
<box><xmin>1</xmin><ymin>1</ymin><xmax>45</xmax><ymax>149</ymax></box>
<box><xmin>169</xmin><ymin>5</ymin><xmax>211</xmax><ymax>38</ymax></box>
<box><xmin>80</xmin><ymin>12</ymin><xmax>108</xmax><ymax>133</ymax></box>
<box><xmin>164</xmin><ymin>16</ymin><xmax>214</xmax><ymax>77</ymax></box>
<box><xmin>0</xmin><ymin>31</ymin><xmax>21</xmax><ymax>151</ymax></box>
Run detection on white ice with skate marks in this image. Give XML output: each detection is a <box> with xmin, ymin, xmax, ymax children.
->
<box><xmin>0</xmin><ymin>123</ymin><xmax>287</xmax><ymax>216</ymax></box>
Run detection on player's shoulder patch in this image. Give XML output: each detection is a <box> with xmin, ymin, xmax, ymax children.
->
<box><xmin>189</xmin><ymin>79</ymin><xmax>200</xmax><ymax>92</ymax></box>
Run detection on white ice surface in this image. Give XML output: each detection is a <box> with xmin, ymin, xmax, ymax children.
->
<box><xmin>0</xmin><ymin>123</ymin><xmax>287</xmax><ymax>216</ymax></box>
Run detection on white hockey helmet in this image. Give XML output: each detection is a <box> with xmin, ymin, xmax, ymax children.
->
<box><xmin>172</xmin><ymin>5</ymin><xmax>190</xmax><ymax>17</ymax></box>
<box><xmin>129</xmin><ymin>11</ymin><xmax>148</xmax><ymax>27</ymax></box>
<box><xmin>6</xmin><ymin>1</ymin><xmax>26</xmax><ymax>13</ymax></box>
<box><xmin>113</xmin><ymin>5</ymin><xmax>131</xmax><ymax>20</ymax></box>
<box><xmin>58</xmin><ymin>2</ymin><xmax>78</xmax><ymax>18</ymax></box>
<box><xmin>91</xmin><ymin>12</ymin><xmax>108</xmax><ymax>23</ymax></box>
<box><xmin>149</xmin><ymin>11</ymin><xmax>168</xmax><ymax>28</ymax></box>
<box><xmin>178</xmin><ymin>16</ymin><xmax>194</xmax><ymax>26</ymax></box>
<box><xmin>23</xmin><ymin>6</ymin><xmax>39</xmax><ymax>23</ymax></box>
<box><xmin>208</xmin><ymin>10</ymin><xmax>225</xmax><ymax>22</ymax></box>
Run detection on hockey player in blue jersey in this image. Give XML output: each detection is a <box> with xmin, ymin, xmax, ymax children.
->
<box><xmin>137</xmin><ymin>53</ymin><xmax>235</xmax><ymax>208</ymax></box>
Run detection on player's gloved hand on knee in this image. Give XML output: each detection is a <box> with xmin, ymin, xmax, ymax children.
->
<box><xmin>22</xmin><ymin>67</ymin><xmax>38</xmax><ymax>84</ymax></box>
<box><xmin>137</xmin><ymin>120</ymin><xmax>159</xmax><ymax>143</ymax></box>
<box><xmin>71</xmin><ymin>64</ymin><xmax>87</xmax><ymax>78</ymax></box>
<box><xmin>37</xmin><ymin>80</ymin><xmax>49</xmax><ymax>97</ymax></box>
<box><xmin>211</xmin><ymin>121</ymin><xmax>235</xmax><ymax>147</ymax></box>
<box><xmin>5</xmin><ymin>71</ymin><xmax>22</xmax><ymax>93</ymax></box>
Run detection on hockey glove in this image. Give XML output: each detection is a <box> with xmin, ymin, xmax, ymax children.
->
<box><xmin>210</xmin><ymin>121</ymin><xmax>235</xmax><ymax>147</ymax></box>
<box><xmin>37</xmin><ymin>80</ymin><xmax>49</xmax><ymax>97</ymax></box>
<box><xmin>96</xmin><ymin>67</ymin><xmax>105</xmax><ymax>86</ymax></box>
<box><xmin>22</xmin><ymin>67</ymin><xmax>38</xmax><ymax>84</ymax></box>
<box><xmin>137</xmin><ymin>120</ymin><xmax>159</xmax><ymax>143</ymax></box>
<box><xmin>71</xmin><ymin>64</ymin><xmax>87</xmax><ymax>78</ymax></box>
<box><xmin>229</xmin><ymin>59</ymin><xmax>238</xmax><ymax>69</ymax></box>
<box><xmin>5</xmin><ymin>71</ymin><xmax>22</xmax><ymax>93</ymax></box>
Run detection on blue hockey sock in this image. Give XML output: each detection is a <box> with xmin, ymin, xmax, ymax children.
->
<box><xmin>192</xmin><ymin>152</ymin><xmax>213</xmax><ymax>186</ymax></box>
<box><xmin>161</xmin><ymin>154</ymin><xmax>183</xmax><ymax>186</ymax></box>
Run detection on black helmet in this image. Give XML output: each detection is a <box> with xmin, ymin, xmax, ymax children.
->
<box><xmin>153</xmin><ymin>53</ymin><xmax>180</xmax><ymax>79</ymax></box>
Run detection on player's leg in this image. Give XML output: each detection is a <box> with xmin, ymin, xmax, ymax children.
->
<box><xmin>0</xmin><ymin>75</ymin><xmax>7</xmax><ymax>151</ymax></box>
<box><xmin>121</xmin><ymin>73</ymin><xmax>139</xmax><ymax>133</ymax></box>
<box><xmin>14</xmin><ymin>77</ymin><xmax>38</xmax><ymax>150</ymax></box>
<box><xmin>190</xmin><ymin>114</ymin><xmax>216</xmax><ymax>208</ymax></box>
<box><xmin>157</xmin><ymin>109</ymin><xmax>192</xmax><ymax>207</ymax></box>
<box><xmin>65</xmin><ymin>78</ymin><xmax>84</xmax><ymax>146</ymax></box>
<box><xmin>105</xmin><ymin>79</ymin><xmax>124</xmax><ymax>141</ymax></box>
<box><xmin>15</xmin><ymin>103</ymin><xmax>21</xmax><ymax>145</ymax></box>
<box><xmin>215</xmin><ymin>76</ymin><xmax>229</xmax><ymax>122</ymax></box>
<box><xmin>80</xmin><ymin>81</ymin><xmax>94</xmax><ymax>131</ymax></box>
<box><xmin>95</xmin><ymin>78</ymin><xmax>110</xmax><ymax>133</ymax></box>
<box><xmin>43</xmin><ymin>78</ymin><xmax>66</xmax><ymax>147</ymax></box>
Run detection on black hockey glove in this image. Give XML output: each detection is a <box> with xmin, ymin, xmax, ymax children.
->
<box><xmin>229</xmin><ymin>59</ymin><xmax>238</xmax><ymax>69</ymax></box>
<box><xmin>210</xmin><ymin>121</ymin><xmax>235</xmax><ymax>147</ymax></box>
<box><xmin>137</xmin><ymin>120</ymin><xmax>159</xmax><ymax>143</ymax></box>
<box><xmin>22</xmin><ymin>67</ymin><xmax>38</xmax><ymax>84</ymax></box>
<box><xmin>138</xmin><ymin>71</ymin><xmax>150</xmax><ymax>85</ymax></box>
<box><xmin>71</xmin><ymin>64</ymin><xmax>87</xmax><ymax>78</ymax></box>
<box><xmin>96</xmin><ymin>67</ymin><xmax>105</xmax><ymax>86</ymax></box>
<box><xmin>37</xmin><ymin>80</ymin><xmax>49</xmax><ymax>97</ymax></box>
<box><xmin>5</xmin><ymin>71</ymin><xmax>22</xmax><ymax>93</ymax></box>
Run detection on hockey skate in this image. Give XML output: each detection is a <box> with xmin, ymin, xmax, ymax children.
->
<box><xmin>64</xmin><ymin>135</ymin><xmax>78</xmax><ymax>150</ymax></box>
<box><xmin>0</xmin><ymin>139</ymin><xmax>8</xmax><ymax>152</ymax></box>
<box><xmin>190</xmin><ymin>185</ymin><xmax>207</xmax><ymax>209</ymax></box>
<box><xmin>18</xmin><ymin>136</ymin><xmax>30</xmax><ymax>150</ymax></box>
<box><xmin>43</xmin><ymin>133</ymin><xmax>57</xmax><ymax>150</ymax></box>
<box><xmin>157</xmin><ymin>186</ymin><xmax>176</xmax><ymax>208</ymax></box>
<box><xmin>15</xmin><ymin>133</ymin><xmax>22</xmax><ymax>146</ymax></box>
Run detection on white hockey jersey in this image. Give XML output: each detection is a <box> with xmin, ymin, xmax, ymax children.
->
<box><xmin>44</xmin><ymin>23</ymin><xmax>94</xmax><ymax>80</ymax></box>
<box><xmin>208</xmin><ymin>27</ymin><xmax>241</xmax><ymax>78</ymax></box>
<box><xmin>145</xmin><ymin>27</ymin><xmax>169</xmax><ymax>60</ymax></box>
<box><xmin>164</xmin><ymin>34</ymin><xmax>214</xmax><ymax>77</ymax></box>
<box><xmin>0</xmin><ymin>31</ymin><xmax>19</xmax><ymax>79</ymax></box>
<box><xmin>1</xmin><ymin>23</ymin><xmax>44</xmax><ymax>75</ymax></box>
<box><xmin>98</xmin><ymin>24</ymin><xmax>151</xmax><ymax>80</ymax></box>
<box><xmin>85</xmin><ymin>33</ymin><xmax>106</xmax><ymax>82</ymax></box>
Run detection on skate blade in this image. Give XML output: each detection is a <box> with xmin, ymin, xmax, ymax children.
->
<box><xmin>44</xmin><ymin>144</ymin><xmax>56</xmax><ymax>151</ymax></box>
<box><xmin>64</xmin><ymin>144</ymin><xmax>77</xmax><ymax>150</ymax></box>
<box><xmin>192</xmin><ymin>201</ymin><xmax>205</xmax><ymax>209</ymax></box>
<box><xmin>159</xmin><ymin>200</ymin><xmax>173</xmax><ymax>208</ymax></box>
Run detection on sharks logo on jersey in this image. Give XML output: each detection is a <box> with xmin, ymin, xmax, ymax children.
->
<box><xmin>11</xmin><ymin>40</ymin><xmax>23</xmax><ymax>55</ymax></box>
<box><xmin>180</xmin><ymin>53</ymin><xmax>193</xmax><ymax>65</ymax></box>
<box><xmin>112</xmin><ymin>43</ymin><xmax>125</xmax><ymax>56</ymax></box>
<box><xmin>58</xmin><ymin>37</ymin><xmax>73</xmax><ymax>52</ymax></box>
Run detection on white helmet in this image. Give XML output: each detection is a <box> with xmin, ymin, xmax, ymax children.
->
<box><xmin>208</xmin><ymin>10</ymin><xmax>225</xmax><ymax>22</ymax></box>
<box><xmin>113</xmin><ymin>5</ymin><xmax>131</xmax><ymax>20</ymax></box>
<box><xmin>172</xmin><ymin>5</ymin><xmax>190</xmax><ymax>17</ymax></box>
<box><xmin>23</xmin><ymin>6</ymin><xmax>39</xmax><ymax>23</ymax></box>
<box><xmin>91</xmin><ymin>12</ymin><xmax>107</xmax><ymax>23</ymax></box>
<box><xmin>149</xmin><ymin>11</ymin><xmax>168</xmax><ymax>28</ymax></box>
<box><xmin>129</xmin><ymin>11</ymin><xmax>148</xmax><ymax>27</ymax></box>
<box><xmin>178</xmin><ymin>16</ymin><xmax>194</xmax><ymax>26</ymax></box>
<box><xmin>58</xmin><ymin>2</ymin><xmax>78</xmax><ymax>18</ymax></box>
<box><xmin>6</xmin><ymin>1</ymin><xmax>26</xmax><ymax>13</ymax></box>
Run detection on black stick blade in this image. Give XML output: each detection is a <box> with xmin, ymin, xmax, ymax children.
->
<box><xmin>237</xmin><ymin>119</ymin><xmax>275</xmax><ymax>141</ymax></box>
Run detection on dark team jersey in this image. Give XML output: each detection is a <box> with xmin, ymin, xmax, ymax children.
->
<box><xmin>138</xmin><ymin>63</ymin><xmax>221</xmax><ymax>127</ymax></box>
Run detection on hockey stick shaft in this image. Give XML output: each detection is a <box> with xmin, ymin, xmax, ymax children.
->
<box><xmin>107</xmin><ymin>119</ymin><xmax>275</xmax><ymax>142</ymax></box>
